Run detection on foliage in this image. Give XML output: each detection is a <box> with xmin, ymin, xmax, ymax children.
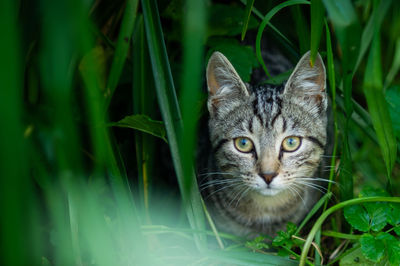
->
<box><xmin>341</xmin><ymin>188</ymin><xmax>400</xmax><ymax>264</ymax></box>
<box><xmin>1</xmin><ymin>0</ymin><xmax>400</xmax><ymax>265</ymax></box>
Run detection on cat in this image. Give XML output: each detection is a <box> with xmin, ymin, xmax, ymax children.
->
<box><xmin>199</xmin><ymin>50</ymin><xmax>329</xmax><ymax>237</ymax></box>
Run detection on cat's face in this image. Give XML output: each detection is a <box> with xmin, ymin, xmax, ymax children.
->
<box><xmin>206</xmin><ymin>51</ymin><xmax>327</xmax><ymax>197</ymax></box>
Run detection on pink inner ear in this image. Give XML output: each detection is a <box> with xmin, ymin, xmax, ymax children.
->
<box><xmin>207</xmin><ymin>66</ymin><xmax>219</xmax><ymax>96</ymax></box>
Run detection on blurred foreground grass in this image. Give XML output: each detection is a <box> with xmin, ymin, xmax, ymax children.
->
<box><xmin>1</xmin><ymin>0</ymin><xmax>400</xmax><ymax>265</ymax></box>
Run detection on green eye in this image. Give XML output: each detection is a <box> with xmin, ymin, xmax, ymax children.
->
<box><xmin>234</xmin><ymin>137</ymin><xmax>254</xmax><ymax>153</ymax></box>
<box><xmin>282</xmin><ymin>136</ymin><xmax>301</xmax><ymax>152</ymax></box>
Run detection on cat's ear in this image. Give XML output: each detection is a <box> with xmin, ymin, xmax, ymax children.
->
<box><xmin>207</xmin><ymin>52</ymin><xmax>249</xmax><ymax>114</ymax></box>
<box><xmin>284</xmin><ymin>51</ymin><xmax>327</xmax><ymax>110</ymax></box>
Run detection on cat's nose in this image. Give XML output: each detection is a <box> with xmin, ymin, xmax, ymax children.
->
<box><xmin>260</xmin><ymin>172</ymin><xmax>278</xmax><ymax>185</ymax></box>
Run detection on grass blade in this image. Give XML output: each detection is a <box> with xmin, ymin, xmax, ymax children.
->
<box><xmin>291</xmin><ymin>5</ymin><xmax>310</xmax><ymax>54</ymax></box>
<box><xmin>310</xmin><ymin>0</ymin><xmax>324</xmax><ymax>65</ymax></box>
<box><xmin>104</xmin><ymin>0</ymin><xmax>139</xmax><ymax>110</ymax></box>
<box><xmin>256</xmin><ymin>0</ymin><xmax>309</xmax><ymax>77</ymax></box>
<box><xmin>0</xmin><ymin>1</ymin><xmax>31</xmax><ymax>264</ymax></box>
<box><xmin>323</xmin><ymin>20</ymin><xmax>338</xmax><ymax>212</ymax></box>
<box><xmin>241</xmin><ymin>0</ymin><xmax>255</xmax><ymax>40</ymax></box>
<box><xmin>384</xmin><ymin>38</ymin><xmax>400</xmax><ymax>90</ymax></box>
<box><xmin>363</xmin><ymin>25</ymin><xmax>397</xmax><ymax>188</ymax></box>
<box><xmin>132</xmin><ymin>15</ymin><xmax>157</xmax><ymax>215</ymax></box>
<box><xmin>141</xmin><ymin>0</ymin><xmax>206</xmax><ymax>248</ymax></box>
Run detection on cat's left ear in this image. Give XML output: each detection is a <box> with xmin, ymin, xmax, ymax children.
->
<box><xmin>284</xmin><ymin>51</ymin><xmax>327</xmax><ymax>110</ymax></box>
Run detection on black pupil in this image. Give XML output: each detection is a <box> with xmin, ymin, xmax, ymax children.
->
<box><xmin>288</xmin><ymin>138</ymin><xmax>294</xmax><ymax>146</ymax></box>
<box><xmin>240</xmin><ymin>139</ymin><xmax>247</xmax><ymax>146</ymax></box>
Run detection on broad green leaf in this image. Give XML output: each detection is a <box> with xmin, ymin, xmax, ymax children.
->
<box><xmin>395</xmin><ymin>227</ymin><xmax>400</xmax><ymax>236</ymax></box>
<box><xmin>363</xmin><ymin>28</ymin><xmax>397</xmax><ymax>184</ymax></box>
<box><xmin>310</xmin><ymin>0</ymin><xmax>324</xmax><ymax>65</ymax></box>
<box><xmin>387</xmin><ymin>203</ymin><xmax>400</xmax><ymax>226</ymax></box>
<box><xmin>343</xmin><ymin>205</ymin><xmax>370</xmax><ymax>232</ymax></box>
<box><xmin>111</xmin><ymin>115</ymin><xmax>167</xmax><ymax>143</ymax></box>
<box><xmin>385</xmin><ymin>85</ymin><xmax>400</xmax><ymax>138</ymax></box>
<box><xmin>360</xmin><ymin>233</ymin><xmax>385</xmax><ymax>262</ymax></box>
<box><xmin>208</xmin><ymin>4</ymin><xmax>258</xmax><ymax>37</ymax></box>
<box><xmin>241</xmin><ymin>0</ymin><xmax>255</xmax><ymax>40</ymax></box>
<box><xmin>207</xmin><ymin>37</ymin><xmax>258</xmax><ymax>82</ymax></box>
<box><xmin>340</xmin><ymin>247</ymin><xmax>382</xmax><ymax>266</ymax></box>
<box><xmin>376</xmin><ymin>232</ymin><xmax>400</xmax><ymax>265</ymax></box>
<box><xmin>359</xmin><ymin>188</ymin><xmax>390</xmax><ymax>231</ymax></box>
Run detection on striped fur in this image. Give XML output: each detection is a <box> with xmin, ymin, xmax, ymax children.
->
<box><xmin>200</xmin><ymin>51</ymin><xmax>329</xmax><ymax>237</ymax></box>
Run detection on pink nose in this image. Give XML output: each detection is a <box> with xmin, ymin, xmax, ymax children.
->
<box><xmin>260</xmin><ymin>172</ymin><xmax>278</xmax><ymax>185</ymax></box>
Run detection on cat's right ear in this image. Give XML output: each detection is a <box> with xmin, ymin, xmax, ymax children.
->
<box><xmin>206</xmin><ymin>52</ymin><xmax>249</xmax><ymax>115</ymax></box>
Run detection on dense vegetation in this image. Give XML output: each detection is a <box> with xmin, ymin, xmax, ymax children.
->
<box><xmin>1</xmin><ymin>0</ymin><xmax>400</xmax><ymax>265</ymax></box>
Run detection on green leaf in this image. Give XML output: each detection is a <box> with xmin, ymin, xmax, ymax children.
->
<box><xmin>376</xmin><ymin>232</ymin><xmax>400</xmax><ymax>265</ymax></box>
<box><xmin>208</xmin><ymin>4</ymin><xmax>258</xmax><ymax>37</ymax></box>
<box><xmin>340</xmin><ymin>247</ymin><xmax>379</xmax><ymax>265</ymax></box>
<box><xmin>241</xmin><ymin>0</ymin><xmax>255</xmax><ymax>40</ymax></box>
<box><xmin>363</xmin><ymin>21</ymin><xmax>397</xmax><ymax>185</ymax></box>
<box><xmin>207</xmin><ymin>37</ymin><xmax>258</xmax><ymax>82</ymax></box>
<box><xmin>344</xmin><ymin>205</ymin><xmax>370</xmax><ymax>232</ymax></box>
<box><xmin>387</xmin><ymin>203</ymin><xmax>400</xmax><ymax>226</ymax></box>
<box><xmin>359</xmin><ymin>188</ymin><xmax>390</xmax><ymax>231</ymax></box>
<box><xmin>111</xmin><ymin>114</ymin><xmax>167</xmax><ymax>142</ymax></box>
<box><xmin>395</xmin><ymin>227</ymin><xmax>400</xmax><ymax>236</ymax></box>
<box><xmin>310</xmin><ymin>0</ymin><xmax>324</xmax><ymax>65</ymax></box>
<box><xmin>245</xmin><ymin>236</ymin><xmax>270</xmax><ymax>250</ymax></box>
<box><xmin>360</xmin><ymin>233</ymin><xmax>385</xmax><ymax>262</ymax></box>
<box><xmin>272</xmin><ymin>222</ymin><xmax>298</xmax><ymax>249</ymax></box>
<box><xmin>386</xmin><ymin>85</ymin><xmax>400</xmax><ymax>138</ymax></box>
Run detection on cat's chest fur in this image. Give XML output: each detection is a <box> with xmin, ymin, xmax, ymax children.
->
<box><xmin>199</xmin><ymin>51</ymin><xmax>329</xmax><ymax>237</ymax></box>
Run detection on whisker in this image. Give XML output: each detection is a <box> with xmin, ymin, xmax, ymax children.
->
<box><xmin>234</xmin><ymin>186</ymin><xmax>251</xmax><ymax>208</ymax></box>
<box><xmin>288</xmin><ymin>185</ymin><xmax>306</xmax><ymax>206</ymax></box>
<box><xmin>203</xmin><ymin>183</ymin><xmax>240</xmax><ymax>199</ymax></box>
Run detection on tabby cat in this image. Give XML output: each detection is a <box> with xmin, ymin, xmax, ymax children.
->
<box><xmin>200</xmin><ymin>51</ymin><xmax>329</xmax><ymax>237</ymax></box>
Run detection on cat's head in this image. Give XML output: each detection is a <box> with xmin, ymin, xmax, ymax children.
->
<box><xmin>206</xmin><ymin>51</ymin><xmax>327</xmax><ymax>196</ymax></box>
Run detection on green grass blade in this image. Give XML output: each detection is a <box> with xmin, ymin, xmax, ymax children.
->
<box><xmin>141</xmin><ymin>0</ymin><xmax>206</xmax><ymax>247</ymax></box>
<box><xmin>384</xmin><ymin>38</ymin><xmax>400</xmax><ymax>90</ymax></box>
<box><xmin>310</xmin><ymin>0</ymin><xmax>324</xmax><ymax>65</ymax></box>
<box><xmin>363</xmin><ymin>27</ymin><xmax>397</xmax><ymax>188</ymax></box>
<box><xmin>241</xmin><ymin>0</ymin><xmax>255</xmax><ymax>40</ymax></box>
<box><xmin>179</xmin><ymin>0</ymin><xmax>207</xmax><ymax>246</ymax></box>
<box><xmin>240</xmin><ymin>0</ymin><xmax>298</xmax><ymax>58</ymax></box>
<box><xmin>323</xmin><ymin>20</ymin><xmax>338</xmax><ymax>211</ymax></box>
<box><xmin>256</xmin><ymin>0</ymin><xmax>309</xmax><ymax>77</ymax></box>
<box><xmin>104</xmin><ymin>0</ymin><xmax>139</xmax><ymax>110</ymax></box>
<box><xmin>207</xmin><ymin>250</ymin><xmax>298</xmax><ymax>265</ymax></box>
<box><xmin>132</xmin><ymin>15</ymin><xmax>157</xmax><ymax>217</ymax></box>
<box><xmin>296</xmin><ymin>192</ymin><xmax>332</xmax><ymax>235</ymax></box>
<box><xmin>354</xmin><ymin>0</ymin><xmax>392</xmax><ymax>74</ymax></box>
<box><xmin>291</xmin><ymin>5</ymin><xmax>310</xmax><ymax>54</ymax></box>
<box><xmin>0</xmin><ymin>1</ymin><xmax>31</xmax><ymax>264</ymax></box>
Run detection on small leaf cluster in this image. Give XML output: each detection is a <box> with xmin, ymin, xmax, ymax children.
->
<box><xmin>271</xmin><ymin>222</ymin><xmax>303</xmax><ymax>257</ymax></box>
<box><xmin>343</xmin><ymin>187</ymin><xmax>400</xmax><ymax>265</ymax></box>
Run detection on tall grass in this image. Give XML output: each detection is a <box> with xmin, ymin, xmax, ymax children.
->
<box><xmin>1</xmin><ymin>0</ymin><xmax>400</xmax><ymax>265</ymax></box>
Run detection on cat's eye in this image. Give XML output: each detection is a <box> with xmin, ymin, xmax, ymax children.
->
<box><xmin>282</xmin><ymin>136</ymin><xmax>301</xmax><ymax>152</ymax></box>
<box><xmin>234</xmin><ymin>137</ymin><xmax>254</xmax><ymax>153</ymax></box>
